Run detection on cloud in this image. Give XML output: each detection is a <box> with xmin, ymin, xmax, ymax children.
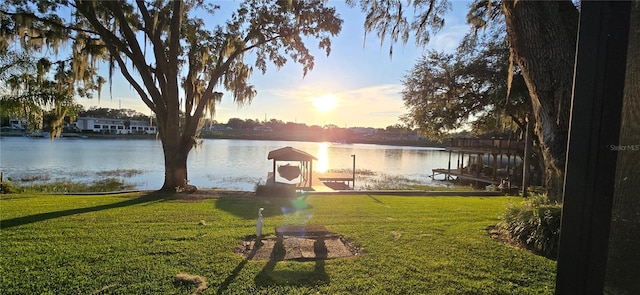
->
<box><xmin>330</xmin><ymin>84</ymin><xmax>406</xmax><ymax>127</ymax></box>
<box><xmin>339</xmin><ymin>84</ymin><xmax>402</xmax><ymax>103</ymax></box>
<box><xmin>212</xmin><ymin>83</ymin><xmax>407</xmax><ymax>128</ymax></box>
<box><xmin>430</xmin><ymin>25</ymin><xmax>469</xmax><ymax>52</ymax></box>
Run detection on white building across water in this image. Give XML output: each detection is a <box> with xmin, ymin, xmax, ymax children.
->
<box><xmin>74</xmin><ymin>117</ymin><xmax>157</xmax><ymax>134</ymax></box>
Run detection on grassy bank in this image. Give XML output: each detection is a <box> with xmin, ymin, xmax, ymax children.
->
<box><xmin>0</xmin><ymin>193</ymin><xmax>556</xmax><ymax>294</ymax></box>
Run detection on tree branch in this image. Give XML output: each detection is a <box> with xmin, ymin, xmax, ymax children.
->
<box><xmin>76</xmin><ymin>1</ymin><xmax>157</xmax><ymax>112</ymax></box>
<box><xmin>99</xmin><ymin>1</ymin><xmax>164</xmax><ymax>113</ymax></box>
<box><xmin>110</xmin><ymin>53</ymin><xmax>156</xmax><ymax>112</ymax></box>
<box><xmin>183</xmin><ymin>30</ymin><xmax>289</xmax><ymax>137</ymax></box>
<box><xmin>0</xmin><ymin>9</ymin><xmax>99</xmax><ymax>36</ymax></box>
<box><xmin>135</xmin><ymin>0</ymin><xmax>170</xmax><ymax>97</ymax></box>
<box><xmin>509</xmin><ymin>114</ymin><xmax>525</xmax><ymax>131</ymax></box>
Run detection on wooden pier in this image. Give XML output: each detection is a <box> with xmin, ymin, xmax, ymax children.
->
<box><xmin>431</xmin><ymin>168</ymin><xmax>502</xmax><ymax>185</ymax></box>
<box><xmin>267</xmin><ymin>171</ymin><xmax>354</xmax><ymax>192</ymax></box>
<box><xmin>432</xmin><ymin>138</ymin><xmax>527</xmax><ymax>187</ymax></box>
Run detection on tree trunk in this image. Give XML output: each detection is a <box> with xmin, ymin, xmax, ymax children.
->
<box><xmin>501</xmin><ymin>0</ymin><xmax>579</xmax><ymax>202</ymax></box>
<box><xmin>157</xmin><ymin>103</ymin><xmax>196</xmax><ymax>192</ymax></box>
<box><xmin>605</xmin><ymin>3</ymin><xmax>640</xmax><ymax>291</ymax></box>
<box><xmin>160</xmin><ymin>142</ymin><xmax>191</xmax><ymax>192</ymax></box>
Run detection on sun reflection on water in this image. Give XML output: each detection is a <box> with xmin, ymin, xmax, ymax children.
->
<box><xmin>316</xmin><ymin>142</ymin><xmax>329</xmax><ymax>173</ymax></box>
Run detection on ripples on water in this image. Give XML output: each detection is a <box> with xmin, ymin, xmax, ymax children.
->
<box><xmin>0</xmin><ymin>137</ymin><xmax>451</xmax><ymax>191</ymax></box>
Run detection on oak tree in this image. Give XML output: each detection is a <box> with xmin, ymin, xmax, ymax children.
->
<box><xmin>350</xmin><ymin>0</ymin><xmax>578</xmax><ymax>200</ymax></box>
<box><xmin>1</xmin><ymin>0</ymin><xmax>342</xmax><ymax>192</ymax></box>
<box><xmin>400</xmin><ymin>27</ymin><xmax>530</xmax><ymax>139</ymax></box>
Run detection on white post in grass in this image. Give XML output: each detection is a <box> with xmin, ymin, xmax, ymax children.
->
<box><xmin>256</xmin><ymin>208</ymin><xmax>264</xmax><ymax>238</ymax></box>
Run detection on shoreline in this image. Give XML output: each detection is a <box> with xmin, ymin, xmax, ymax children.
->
<box><xmin>49</xmin><ymin>188</ymin><xmax>506</xmax><ymax>198</ymax></box>
<box><xmin>0</xmin><ymin>132</ymin><xmax>446</xmax><ymax>148</ymax></box>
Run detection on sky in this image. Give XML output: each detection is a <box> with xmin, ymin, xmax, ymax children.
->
<box><xmin>75</xmin><ymin>1</ymin><xmax>472</xmax><ymax>129</ymax></box>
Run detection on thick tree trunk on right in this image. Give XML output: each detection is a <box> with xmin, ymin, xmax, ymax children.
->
<box><xmin>605</xmin><ymin>3</ymin><xmax>640</xmax><ymax>291</ymax></box>
<box><xmin>501</xmin><ymin>0</ymin><xmax>579</xmax><ymax>201</ymax></box>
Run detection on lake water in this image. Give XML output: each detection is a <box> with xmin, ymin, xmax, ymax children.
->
<box><xmin>0</xmin><ymin>137</ymin><xmax>453</xmax><ymax>191</ymax></box>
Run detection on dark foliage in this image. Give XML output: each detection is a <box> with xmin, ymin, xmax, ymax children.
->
<box><xmin>502</xmin><ymin>195</ymin><xmax>561</xmax><ymax>259</ymax></box>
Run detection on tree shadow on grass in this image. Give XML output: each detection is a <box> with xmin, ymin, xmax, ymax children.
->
<box><xmin>0</xmin><ymin>192</ymin><xmax>166</xmax><ymax>229</ymax></box>
<box><xmin>254</xmin><ymin>235</ymin><xmax>330</xmax><ymax>288</ymax></box>
<box><xmin>215</xmin><ymin>239</ymin><xmax>262</xmax><ymax>294</ymax></box>
<box><xmin>215</xmin><ymin>195</ymin><xmax>313</xmax><ymax>220</ymax></box>
<box><xmin>216</xmin><ymin>234</ymin><xmax>330</xmax><ymax>293</ymax></box>
<box><xmin>367</xmin><ymin>195</ymin><xmax>384</xmax><ymax>204</ymax></box>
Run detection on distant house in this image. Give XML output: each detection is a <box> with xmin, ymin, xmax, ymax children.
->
<box><xmin>373</xmin><ymin>129</ymin><xmax>419</xmax><ymax>141</ymax></box>
<box><xmin>349</xmin><ymin>127</ymin><xmax>376</xmax><ymax>137</ymax></box>
<box><xmin>74</xmin><ymin>117</ymin><xmax>157</xmax><ymax>134</ymax></box>
<box><xmin>0</xmin><ymin>118</ymin><xmax>27</xmax><ymax>135</ymax></box>
<box><xmin>8</xmin><ymin>118</ymin><xmax>27</xmax><ymax>129</ymax></box>
<box><xmin>203</xmin><ymin>124</ymin><xmax>231</xmax><ymax>131</ymax></box>
<box><xmin>253</xmin><ymin>125</ymin><xmax>273</xmax><ymax>132</ymax></box>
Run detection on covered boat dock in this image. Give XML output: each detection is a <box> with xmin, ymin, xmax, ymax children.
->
<box><xmin>267</xmin><ymin>146</ymin><xmax>354</xmax><ymax>192</ymax></box>
<box><xmin>431</xmin><ymin>138</ymin><xmax>526</xmax><ymax>188</ymax></box>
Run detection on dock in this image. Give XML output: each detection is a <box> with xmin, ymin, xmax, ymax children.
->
<box><xmin>266</xmin><ymin>146</ymin><xmax>355</xmax><ymax>192</ymax></box>
<box><xmin>316</xmin><ymin>172</ymin><xmax>354</xmax><ymax>190</ymax></box>
<box><xmin>431</xmin><ymin>168</ymin><xmax>502</xmax><ymax>185</ymax></box>
<box><xmin>432</xmin><ymin>138</ymin><xmax>529</xmax><ymax>188</ymax></box>
<box><xmin>267</xmin><ymin>172</ymin><xmax>354</xmax><ymax>192</ymax></box>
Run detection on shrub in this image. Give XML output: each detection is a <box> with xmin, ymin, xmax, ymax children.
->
<box><xmin>501</xmin><ymin>194</ymin><xmax>562</xmax><ymax>259</ymax></box>
<box><xmin>1</xmin><ymin>179</ymin><xmax>18</xmax><ymax>194</ymax></box>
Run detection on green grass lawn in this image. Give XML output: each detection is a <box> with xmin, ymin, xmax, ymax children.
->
<box><xmin>0</xmin><ymin>193</ymin><xmax>556</xmax><ymax>294</ymax></box>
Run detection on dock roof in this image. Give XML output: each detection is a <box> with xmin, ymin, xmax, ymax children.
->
<box><xmin>267</xmin><ymin>146</ymin><xmax>317</xmax><ymax>161</ymax></box>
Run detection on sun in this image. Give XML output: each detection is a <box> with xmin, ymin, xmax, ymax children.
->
<box><xmin>312</xmin><ymin>94</ymin><xmax>339</xmax><ymax>113</ymax></box>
